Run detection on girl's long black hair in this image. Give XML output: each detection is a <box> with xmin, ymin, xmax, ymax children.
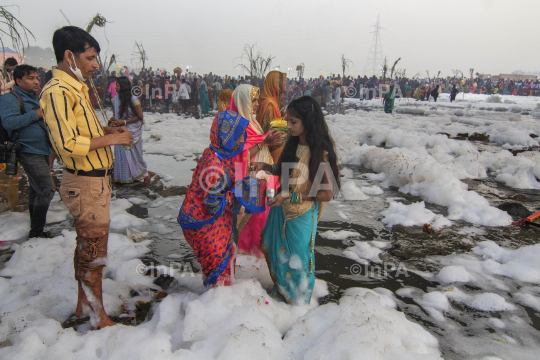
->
<box><xmin>116</xmin><ymin>76</ymin><xmax>137</xmax><ymax>120</ymax></box>
<box><xmin>277</xmin><ymin>96</ymin><xmax>340</xmax><ymax>193</ymax></box>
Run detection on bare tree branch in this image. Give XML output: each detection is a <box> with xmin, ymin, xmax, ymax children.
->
<box><xmin>132</xmin><ymin>41</ymin><xmax>148</xmax><ymax>71</ymax></box>
<box><xmin>341</xmin><ymin>54</ymin><xmax>353</xmax><ymax>78</ymax></box>
<box><xmin>389</xmin><ymin>57</ymin><xmax>401</xmax><ymax>79</ymax></box>
<box><xmin>234</xmin><ymin>43</ymin><xmax>275</xmax><ymax>83</ymax></box>
<box><xmin>0</xmin><ymin>5</ymin><xmax>35</xmax><ymax>60</ymax></box>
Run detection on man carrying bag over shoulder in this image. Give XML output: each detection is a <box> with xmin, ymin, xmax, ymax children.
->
<box><xmin>0</xmin><ymin>64</ymin><xmax>54</xmax><ymax>238</ymax></box>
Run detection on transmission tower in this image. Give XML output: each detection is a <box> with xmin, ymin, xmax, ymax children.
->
<box><xmin>363</xmin><ymin>15</ymin><xmax>384</xmax><ymax>76</ymax></box>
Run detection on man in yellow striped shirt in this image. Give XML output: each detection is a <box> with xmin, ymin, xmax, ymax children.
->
<box><xmin>40</xmin><ymin>26</ymin><xmax>133</xmax><ymax>329</ymax></box>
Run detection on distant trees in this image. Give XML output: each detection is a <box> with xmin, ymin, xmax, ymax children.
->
<box><xmin>132</xmin><ymin>41</ymin><xmax>148</xmax><ymax>71</ymax></box>
<box><xmin>235</xmin><ymin>43</ymin><xmax>275</xmax><ymax>83</ymax></box>
<box><xmin>341</xmin><ymin>54</ymin><xmax>353</xmax><ymax>79</ymax></box>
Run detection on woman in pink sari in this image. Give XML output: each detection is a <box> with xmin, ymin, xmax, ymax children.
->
<box><xmin>228</xmin><ymin>84</ymin><xmax>282</xmax><ymax>256</ymax></box>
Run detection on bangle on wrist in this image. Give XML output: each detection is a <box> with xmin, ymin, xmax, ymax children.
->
<box><xmin>257</xmin><ymin>143</ymin><xmax>262</xmax><ymax>151</ymax></box>
<box><xmin>124</xmin><ymin>120</ymin><xmax>126</xmax><ymax>126</ymax></box>
<box><xmin>290</xmin><ymin>192</ymin><xmax>298</xmax><ymax>204</ymax></box>
<box><xmin>270</xmin><ymin>164</ymin><xmax>276</xmax><ymax>175</ymax></box>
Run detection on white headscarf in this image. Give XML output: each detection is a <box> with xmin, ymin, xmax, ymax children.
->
<box><xmin>232</xmin><ymin>84</ymin><xmax>270</xmax><ymax>164</ymax></box>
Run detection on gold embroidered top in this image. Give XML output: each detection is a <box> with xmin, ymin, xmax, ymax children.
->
<box><xmin>281</xmin><ymin>145</ymin><xmax>328</xmax><ymax>227</ymax></box>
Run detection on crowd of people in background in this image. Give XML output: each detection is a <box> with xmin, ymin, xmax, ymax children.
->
<box><xmin>3</xmin><ymin>57</ymin><xmax>540</xmax><ymax>119</ymax></box>
<box><xmin>91</xmin><ymin>67</ymin><xmax>540</xmax><ymax>118</ymax></box>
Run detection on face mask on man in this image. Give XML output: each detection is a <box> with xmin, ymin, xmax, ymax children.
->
<box><xmin>68</xmin><ymin>52</ymin><xmax>85</xmax><ymax>82</ymax></box>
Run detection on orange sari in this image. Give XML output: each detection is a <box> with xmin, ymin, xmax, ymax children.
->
<box><xmin>256</xmin><ymin>71</ymin><xmax>286</xmax><ymax>164</ymax></box>
<box><xmin>218</xmin><ymin>89</ymin><xmax>233</xmax><ymax>113</ymax></box>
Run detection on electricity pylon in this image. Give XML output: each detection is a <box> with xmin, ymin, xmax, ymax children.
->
<box><xmin>363</xmin><ymin>15</ymin><xmax>384</xmax><ymax>77</ymax></box>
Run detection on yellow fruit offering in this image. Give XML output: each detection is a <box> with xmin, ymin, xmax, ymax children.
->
<box><xmin>270</xmin><ymin>119</ymin><xmax>288</xmax><ymax>132</ymax></box>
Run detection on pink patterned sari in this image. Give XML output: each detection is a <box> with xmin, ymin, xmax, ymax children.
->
<box><xmin>228</xmin><ymin>85</ymin><xmax>273</xmax><ymax>256</ymax></box>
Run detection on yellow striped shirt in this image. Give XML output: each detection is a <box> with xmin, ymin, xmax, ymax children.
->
<box><xmin>40</xmin><ymin>69</ymin><xmax>112</xmax><ymax>171</ymax></box>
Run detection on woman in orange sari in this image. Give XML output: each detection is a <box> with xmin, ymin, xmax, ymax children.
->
<box><xmin>218</xmin><ymin>89</ymin><xmax>233</xmax><ymax>113</ymax></box>
<box><xmin>257</xmin><ymin>71</ymin><xmax>287</xmax><ymax>164</ymax></box>
<box><xmin>209</xmin><ymin>89</ymin><xmax>234</xmax><ymax>143</ymax></box>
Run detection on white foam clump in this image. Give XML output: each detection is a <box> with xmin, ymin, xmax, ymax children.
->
<box><xmin>361</xmin><ymin>185</ymin><xmax>384</xmax><ymax>195</ymax></box>
<box><xmin>530</xmin><ymin>104</ymin><xmax>540</xmax><ymax>119</ymax></box>
<box><xmin>416</xmin><ymin>291</ymin><xmax>451</xmax><ymax>322</ymax></box>
<box><xmin>514</xmin><ymin>292</ymin><xmax>540</xmax><ymax>312</ymax></box>
<box><xmin>0</xmin><ymin>212</ymin><xmax>29</xmax><ymax>240</ymax></box>
<box><xmin>473</xmin><ymin>241</ymin><xmax>540</xmax><ymax>283</ymax></box>
<box><xmin>446</xmin><ymin>289</ymin><xmax>516</xmax><ymax>312</ymax></box>
<box><xmin>319</xmin><ymin>230</ymin><xmax>360</xmax><ymax>240</ymax></box>
<box><xmin>485</xmin><ymin>95</ymin><xmax>502</xmax><ymax>103</ymax></box>
<box><xmin>340</xmin><ymin>180</ymin><xmax>369</xmax><ymax>200</ymax></box>
<box><xmin>340</xmin><ymin>167</ymin><xmax>353</xmax><ymax>178</ymax></box>
<box><xmin>364</xmin><ymin>172</ymin><xmax>386</xmax><ymax>182</ymax></box>
<box><xmin>284</xmin><ymin>288</ymin><xmax>441</xmax><ymax>359</ymax></box>
<box><xmin>344</xmin><ymin>145</ymin><xmax>512</xmax><ymax>227</ymax></box>
<box><xmin>128</xmin><ymin>197</ymin><xmax>147</xmax><ymax>205</ymax></box>
<box><xmin>109</xmin><ymin>198</ymin><xmax>149</xmax><ymax>231</ymax></box>
<box><xmin>343</xmin><ymin>240</ymin><xmax>383</xmax><ymax>264</ymax></box>
<box><xmin>381</xmin><ymin>201</ymin><xmax>451</xmax><ymax>230</ymax></box>
<box><xmin>437</xmin><ymin>265</ymin><xmax>474</xmax><ymax>284</ymax></box>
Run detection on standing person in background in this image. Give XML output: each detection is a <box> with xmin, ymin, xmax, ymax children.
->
<box><xmin>164</xmin><ymin>78</ymin><xmax>172</xmax><ymax>111</ymax></box>
<box><xmin>450</xmin><ymin>84</ymin><xmax>458</xmax><ymax>102</ymax></box>
<box><xmin>109</xmin><ymin>76</ymin><xmax>149</xmax><ymax>184</ymax></box>
<box><xmin>108</xmin><ymin>77</ymin><xmax>117</xmax><ymax>101</ymax></box>
<box><xmin>431</xmin><ymin>85</ymin><xmax>440</xmax><ymax>102</ymax></box>
<box><xmin>414</xmin><ymin>85</ymin><xmax>421</xmax><ymax>100</ymax></box>
<box><xmin>40</xmin><ymin>26</ymin><xmax>134</xmax><ymax>330</ymax></box>
<box><xmin>141</xmin><ymin>78</ymin><xmax>148</xmax><ymax>108</ymax></box>
<box><xmin>191</xmin><ymin>77</ymin><xmax>200</xmax><ymax>118</ymax></box>
<box><xmin>213</xmin><ymin>78</ymin><xmax>222</xmax><ymax>107</ymax></box>
<box><xmin>0</xmin><ymin>64</ymin><xmax>54</xmax><ymax>238</ymax></box>
<box><xmin>323</xmin><ymin>81</ymin><xmax>332</xmax><ymax>109</ymax></box>
<box><xmin>178</xmin><ymin>78</ymin><xmax>191</xmax><ymax>115</ymax></box>
<box><xmin>303</xmin><ymin>85</ymin><xmax>312</xmax><ymax>97</ymax></box>
<box><xmin>199</xmin><ymin>78</ymin><xmax>210</xmax><ymax>117</ymax></box>
<box><xmin>334</xmin><ymin>83</ymin><xmax>342</xmax><ymax>114</ymax></box>
<box><xmin>0</xmin><ymin>57</ymin><xmax>18</xmax><ymax>95</ymax></box>
<box><xmin>383</xmin><ymin>79</ymin><xmax>395</xmax><ymax>114</ymax></box>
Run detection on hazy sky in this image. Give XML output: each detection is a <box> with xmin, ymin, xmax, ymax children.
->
<box><xmin>13</xmin><ymin>0</ymin><xmax>540</xmax><ymax>78</ymax></box>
